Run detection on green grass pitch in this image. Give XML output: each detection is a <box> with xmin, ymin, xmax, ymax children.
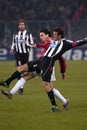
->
<box><xmin>0</xmin><ymin>60</ymin><xmax>87</xmax><ymax>130</ymax></box>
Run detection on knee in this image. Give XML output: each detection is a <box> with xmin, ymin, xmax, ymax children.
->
<box><xmin>42</xmin><ymin>81</ymin><xmax>51</xmax><ymax>92</ymax></box>
<box><xmin>17</xmin><ymin>66</ymin><xmax>24</xmax><ymax>73</ymax></box>
<box><xmin>23</xmin><ymin>72</ymin><xmax>34</xmax><ymax>80</ymax></box>
<box><xmin>17</xmin><ymin>64</ymin><xmax>28</xmax><ymax>73</ymax></box>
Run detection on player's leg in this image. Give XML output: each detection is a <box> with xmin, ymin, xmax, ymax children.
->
<box><xmin>14</xmin><ymin>53</ymin><xmax>29</xmax><ymax>94</ymax></box>
<box><xmin>41</xmin><ymin>62</ymin><xmax>60</xmax><ymax>112</ymax></box>
<box><xmin>42</xmin><ymin>81</ymin><xmax>60</xmax><ymax>112</ymax></box>
<box><xmin>1</xmin><ymin>72</ymin><xmax>34</xmax><ymax>99</ymax></box>
<box><xmin>1</xmin><ymin>77</ymin><xmax>26</xmax><ymax>99</ymax></box>
<box><xmin>0</xmin><ymin>53</ymin><xmax>28</xmax><ymax>88</ymax></box>
<box><xmin>8</xmin><ymin>60</ymin><xmax>40</xmax><ymax>96</ymax></box>
<box><xmin>52</xmin><ymin>87</ymin><xmax>69</xmax><ymax>110</ymax></box>
<box><xmin>50</xmin><ymin>67</ymin><xmax>69</xmax><ymax>110</ymax></box>
<box><xmin>0</xmin><ymin>70</ymin><xmax>21</xmax><ymax>88</ymax></box>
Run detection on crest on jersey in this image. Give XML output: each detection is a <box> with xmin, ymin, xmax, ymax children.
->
<box><xmin>50</xmin><ymin>41</ymin><xmax>56</xmax><ymax>48</ymax></box>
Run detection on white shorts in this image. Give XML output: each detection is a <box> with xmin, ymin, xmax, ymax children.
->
<box><xmin>50</xmin><ymin>67</ymin><xmax>56</xmax><ymax>81</ymax></box>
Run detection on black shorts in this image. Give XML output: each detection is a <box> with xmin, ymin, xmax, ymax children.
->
<box><xmin>28</xmin><ymin>59</ymin><xmax>41</xmax><ymax>74</ymax></box>
<box><xmin>39</xmin><ymin>57</ymin><xmax>54</xmax><ymax>82</ymax></box>
<box><xmin>15</xmin><ymin>52</ymin><xmax>29</xmax><ymax>66</ymax></box>
<box><xmin>28</xmin><ymin>57</ymin><xmax>54</xmax><ymax>82</ymax></box>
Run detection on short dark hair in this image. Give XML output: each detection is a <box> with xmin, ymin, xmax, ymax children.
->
<box><xmin>40</xmin><ymin>28</ymin><xmax>52</xmax><ymax>37</ymax></box>
<box><xmin>53</xmin><ymin>27</ymin><xmax>65</xmax><ymax>38</ymax></box>
<box><xmin>18</xmin><ymin>19</ymin><xmax>27</xmax><ymax>26</ymax></box>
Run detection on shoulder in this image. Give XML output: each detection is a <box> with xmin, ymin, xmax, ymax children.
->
<box><xmin>12</xmin><ymin>32</ymin><xmax>18</xmax><ymax>38</ymax></box>
<box><xmin>25</xmin><ymin>29</ymin><xmax>32</xmax><ymax>35</ymax></box>
<box><xmin>26</xmin><ymin>30</ymin><xmax>30</xmax><ymax>35</ymax></box>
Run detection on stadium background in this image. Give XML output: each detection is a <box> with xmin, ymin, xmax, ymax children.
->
<box><xmin>0</xmin><ymin>0</ymin><xmax>87</xmax><ymax>60</ymax></box>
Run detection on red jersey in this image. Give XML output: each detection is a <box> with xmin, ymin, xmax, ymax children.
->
<box><xmin>36</xmin><ymin>40</ymin><xmax>50</xmax><ymax>58</ymax></box>
<box><xmin>36</xmin><ymin>37</ymin><xmax>54</xmax><ymax>58</ymax></box>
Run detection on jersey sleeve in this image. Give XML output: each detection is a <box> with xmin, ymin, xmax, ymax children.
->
<box><xmin>66</xmin><ymin>38</ymin><xmax>87</xmax><ymax>49</ymax></box>
<box><xmin>29</xmin><ymin>33</ymin><xmax>34</xmax><ymax>44</ymax></box>
<box><xmin>26</xmin><ymin>33</ymin><xmax>34</xmax><ymax>47</ymax></box>
<box><xmin>58</xmin><ymin>56</ymin><xmax>66</xmax><ymax>73</ymax></box>
<box><xmin>75</xmin><ymin>38</ymin><xmax>87</xmax><ymax>47</ymax></box>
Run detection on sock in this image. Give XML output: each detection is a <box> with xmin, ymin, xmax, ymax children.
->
<box><xmin>17</xmin><ymin>75</ymin><xmax>23</xmax><ymax>89</ymax></box>
<box><xmin>19</xmin><ymin>86</ymin><xmax>24</xmax><ymax>89</ymax></box>
<box><xmin>10</xmin><ymin>78</ymin><xmax>26</xmax><ymax>95</ymax></box>
<box><xmin>47</xmin><ymin>90</ymin><xmax>57</xmax><ymax>106</ymax></box>
<box><xmin>53</xmin><ymin>88</ymin><xmax>67</xmax><ymax>104</ymax></box>
<box><xmin>5</xmin><ymin>71</ymin><xmax>21</xmax><ymax>86</ymax></box>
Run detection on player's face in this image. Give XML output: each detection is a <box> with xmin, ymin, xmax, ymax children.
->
<box><xmin>18</xmin><ymin>22</ymin><xmax>26</xmax><ymax>31</ymax></box>
<box><xmin>53</xmin><ymin>31</ymin><xmax>61</xmax><ymax>41</ymax></box>
<box><xmin>40</xmin><ymin>32</ymin><xmax>48</xmax><ymax>42</ymax></box>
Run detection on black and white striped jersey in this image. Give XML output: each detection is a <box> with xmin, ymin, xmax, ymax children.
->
<box><xmin>11</xmin><ymin>30</ymin><xmax>34</xmax><ymax>53</ymax></box>
<box><xmin>44</xmin><ymin>38</ymin><xmax>87</xmax><ymax>60</ymax></box>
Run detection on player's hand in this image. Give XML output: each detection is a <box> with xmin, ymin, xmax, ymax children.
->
<box><xmin>30</xmin><ymin>44</ymin><xmax>36</xmax><ymax>48</ymax></box>
<box><xmin>60</xmin><ymin>73</ymin><xmax>66</xmax><ymax>79</ymax></box>
<box><xmin>10</xmin><ymin>49</ymin><xmax>14</xmax><ymax>55</ymax></box>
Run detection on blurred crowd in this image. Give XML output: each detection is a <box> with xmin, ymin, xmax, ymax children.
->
<box><xmin>0</xmin><ymin>0</ymin><xmax>87</xmax><ymax>21</ymax></box>
<box><xmin>0</xmin><ymin>0</ymin><xmax>87</xmax><ymax>48</ymax></box>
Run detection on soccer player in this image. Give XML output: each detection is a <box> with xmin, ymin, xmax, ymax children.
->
<box><xmin>0</xmin><ymin>19</ymin><xmax>34</xmax><ymax>94</ymax></box>
<box><xmin>31</xmin><ymin>28</ymin><xmax>68</xmax><ymax>109</ymax></box>
<box><xmin>1</xmin><ymin>27</ymin><xmax>87</xmax><ymax>111</ymax></box>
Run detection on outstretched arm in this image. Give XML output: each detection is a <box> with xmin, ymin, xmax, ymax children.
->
<box><xmin>70</xmin><ymin>38</ymin><xmax>87</xmax><ymax>48</ymax></box>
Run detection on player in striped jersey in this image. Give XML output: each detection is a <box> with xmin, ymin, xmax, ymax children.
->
<box><xmin>10</xmin><ymin>19</ymin><xmax>34</xmax><ymax>67</ymax></box>
<box><xmin>0</xmin><ymin>19</ymin><xmax>34</xmax><ymax>94</ymax></box>
<box><xmin>32</xmin><ymin>29</ymin><xmax>68</xmax><ymax>109</ymax></box>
